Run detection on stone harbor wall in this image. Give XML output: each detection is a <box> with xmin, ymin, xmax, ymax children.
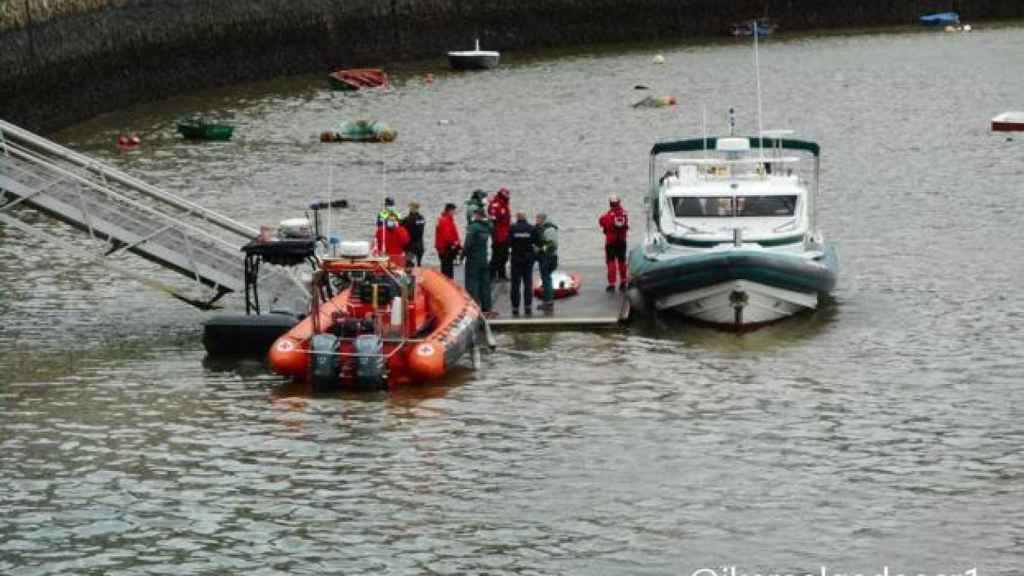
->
<box><xmin>1</xmin><ymin>0</ymin><xmax>1019</xmax><ymax>132</ymax></box>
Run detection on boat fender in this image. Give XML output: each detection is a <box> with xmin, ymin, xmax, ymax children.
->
<box><xmin>389</xmin><ymin>296</ymin><xmax>403</xmax><ymax>330</ymax></box>
<box><xmin>354</xmin><ymin>334</ymin><xmax>386</xmax><ymax>390</ymax></box>
<box><xmin>309</xmin><ymin>334</ymin><xmax>340</xmax><ymax>392</ymax></box>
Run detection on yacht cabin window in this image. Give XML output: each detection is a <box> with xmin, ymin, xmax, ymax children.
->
<box><xmin>671</xmin><ymin>195</ymin><xmax>797</xmax><ymax>218</ymax></box>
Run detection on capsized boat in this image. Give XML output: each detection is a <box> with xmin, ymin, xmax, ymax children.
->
<box><xmin>328</xmin><ymin>68</ymin><xmax>389</xmax><ymax>91</ymax></box>
<box><xmin>268</xmin><ymin>243</ymin><xmax>483</xmax><ymax>390</ymax></box>
<box><xmin>447</xmin><ymin>38</ymin><xmax>500</xmax><ymax>70</ymax></box>
<box><xmin>628</xmin><ymin>131</ymin><xmax>838</xmax><ymax>330</ymax></box>
<box><xmin>991</xmin><ymin>111</ymin><xmax>1024</xmax><ymax>132</ymax></box>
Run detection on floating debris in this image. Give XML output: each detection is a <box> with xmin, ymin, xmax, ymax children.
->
<box><xmin>632</xmin><ymin>96</ymin><xmax>677</xmax><ymax>108</ymax></box>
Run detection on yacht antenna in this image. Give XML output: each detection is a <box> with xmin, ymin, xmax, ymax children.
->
<box><xmin>753</xmin><ymin>19</ymin><xmax>765</xmax><ymax>159</ymax></box>
<box><xmin>702</xmin><ymin>103</ymin><xmax>708</xmax><ymax>152</ymax></box>
<box><xmin>327</xmin><ymin>163</ymin><xmax>334</xmax><ymax>255</ymax></box>
<box><xmin>380</xmin><ymin>148</ymin><xmax>387</xmax><ymax>255</ymax></box>
<box><xmin>728</xmin><ymin>107</ymin><xmax>735</xmax><ymax>136</ymax></box>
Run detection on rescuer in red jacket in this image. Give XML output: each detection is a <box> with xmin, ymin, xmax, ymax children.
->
<box><xmin>598</xmin><ymin>194</ymin><xmax>629</xmax><ymax>291</ymax></box>
<box><xmin>375</xmin><ymin>215</ymin><xmax>410</xmax><ymax>267</ymax></box>
<box><xmin>433</xmin><ymin>203</ymin><xmax>462</xmax><ymax>279</ymax></box>
<box><xmin>487</xmin><ymin>187</ymin><xmax>512</xmax><ymax>281</ymax></box>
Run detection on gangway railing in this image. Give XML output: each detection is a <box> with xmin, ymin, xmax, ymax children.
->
<box><xmin>0</xmin><ymin>119</ymin><xmax>309</xmax><ymax>311</ymax></box>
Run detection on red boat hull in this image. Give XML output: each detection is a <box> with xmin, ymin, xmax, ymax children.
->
<box><xmin>328</xmin><ymin>68</ymin><xmax>389</xmax><ymax>90</ymax></box>
<box><xmin>992</xmin><ymin>121</ymin><xmax>1024</xmax><ymax>132</ymax></box>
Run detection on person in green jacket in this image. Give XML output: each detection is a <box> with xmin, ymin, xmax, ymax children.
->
<box><xmin>464</xmin><ymin>189</ymin><xmax>487</xmax><ymax>226</ymax></box>
<box><xmin>463</xmin><ymin>208</ymin><xmax>496</xmax><ymax>316</ymax></box>
<box><xmin>534</xmin><ymin>212</ymin><xmax>559</xmax><ymax>311</ymax></box>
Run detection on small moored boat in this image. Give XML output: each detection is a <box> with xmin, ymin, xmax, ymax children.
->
<box><xmin>447</xmin><ymin>38</ymin><xmax>500</xmax><ymax>70</ymax></box>
<box><xmin>991</xmin><ymin>111</ymin><xmax>1024</xmax><ymax>132</ymax></box>
<box><xmin>732</xmin><ymin>18</ymin><xmax>777</xmax><ymax>37</ymax></box>
<box><xmin>268</xmin><ymin>244</ymin><xmax>483</xmax><ymax>390</ymax></box>
<box><xmin>177</xmin><ymin>119</ymin><xmax>234</xmax><ymax>141</ymax></box>
<box><xmin>328</xmin><ymin>68</ymin><xmax>389</xmax><ymax>91</ymax></box>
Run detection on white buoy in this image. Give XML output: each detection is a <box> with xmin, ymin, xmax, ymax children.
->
<box><xmin>652</xmin><ymin>54</ymin><xmax>665</xmax><ymax>64</ymax></box>
<box><xmin>963</xmin><ymin>24</ymin><xmax>972</xmax><ymax>32</ymax></box>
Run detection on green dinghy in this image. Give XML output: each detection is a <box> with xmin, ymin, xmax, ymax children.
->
<box><xmin>177</xmin><ymin>119</ymin><xmax>234</xmax><ymax>141</ymax></box>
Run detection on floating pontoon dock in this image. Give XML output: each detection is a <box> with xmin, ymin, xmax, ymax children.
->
<box><xmin>456</xmin><ymin>263</ymin><xmax>629</xmax><ymax>329</ymax></box>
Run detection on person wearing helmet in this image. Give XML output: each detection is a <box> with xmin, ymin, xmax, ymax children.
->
<box><xmin>377</xmin><ymin>196</ymin><xmax>402</xmax><ymax>224</ymax></box>
<box><xmin>487</xmin><ymin>187</ymin><xmax>512</xmax><ymax>281</ymax></box>
<box><xmin>599</xmin><ymin>194</ymin><xmax>629</xmax><ymax>292</ymax></box>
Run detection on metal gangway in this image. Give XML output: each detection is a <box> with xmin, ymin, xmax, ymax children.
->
<box><xmin>0</xmin><ymin>119</ymin><xmax>309</xmax><ymax>311</ymax></box>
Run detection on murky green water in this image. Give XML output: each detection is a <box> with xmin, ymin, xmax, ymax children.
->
<box><xmin>2</xmin><ymin>25</ymin><xmax>1024</xmax><ymax>575</ymax></box>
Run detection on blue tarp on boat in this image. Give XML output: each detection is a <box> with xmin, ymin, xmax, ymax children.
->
<box><xmin>919</xmin><ymin>12</ymin><xmax>959</xmax><ymax>26</ymax></box>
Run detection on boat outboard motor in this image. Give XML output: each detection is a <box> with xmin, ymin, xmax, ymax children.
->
<box><xmin>309</xmin><ymin>334</ymin><xmax>341</xmax><ymax>392</ymax></box>
<box><xmin>353</xmin><ymin>334</ymin><xmax>385</xmax><ymax>390</ymax></box>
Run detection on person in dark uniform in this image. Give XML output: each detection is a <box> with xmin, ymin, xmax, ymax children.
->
<box><xmin>401</xmin><ymin>201</ymin><xmax>427</xmax><ymax>267</ymax></box>
<box><xmin>463</xmin><ymin>208</ymin><xmax>496</xmax><ymax>317</ymax></box>
<box><xmin>507</xmin><ymin>211</ymin><xmax>536</xmax><ymax>317</ymax></box>
<box><xmin>465</xmin><ymin>189</ymin><xmax>487</xmax><ymax>226</ymax></box>
<box><xmin>534</xmin><ymin>212</ymin><xmax>559</xmax><ymax>311</ymax></box>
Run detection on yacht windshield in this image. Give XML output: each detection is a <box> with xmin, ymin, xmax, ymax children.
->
<box><xmin>671</xmin><ymin>196</ymin><xmax>734</xmax><ymax>217</ymax></box>
<box><xmin>671</xmin><ymin>195</ymin><xmax>797</xmax><ymax>218</ymax></box>
<box><xmin>736</xmin><ymin>195</ymin><xmax>797</xmax><ymax>217</ymax></box>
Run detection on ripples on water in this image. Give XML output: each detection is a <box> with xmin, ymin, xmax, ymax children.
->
<box><xmin>2</xmin><ymin>26</ymin><xmax>1024</xmax><ymax>575</ymax></box>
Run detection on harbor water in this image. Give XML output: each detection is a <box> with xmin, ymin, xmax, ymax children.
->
<box><xmin>2</xmin><ymin>24</ymin><xmax>1023</xmax><ymax>575</ymax></box>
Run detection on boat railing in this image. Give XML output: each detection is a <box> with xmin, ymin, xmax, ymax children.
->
<box><xmin>667</xmin><ymin>155</ymin><xmax>802</xmax><ymax>166</ymax></box>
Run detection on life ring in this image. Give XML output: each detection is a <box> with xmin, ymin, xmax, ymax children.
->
<box><xmin>533</xmin><ymin>271</ymin><xmax>581</xmax><ymax>299</ymax></box>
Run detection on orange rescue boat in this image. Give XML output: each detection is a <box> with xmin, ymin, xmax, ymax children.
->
<box><xmin>268</xmin><ymin>252</ymin><xmax>483</xmax><ymax>391</ymax></box>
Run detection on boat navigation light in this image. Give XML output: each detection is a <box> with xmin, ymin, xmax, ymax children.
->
<box><xmin>716</xmin><ymin>137</ymin><xmax>751</xmax><ymax>152</ymax></box>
